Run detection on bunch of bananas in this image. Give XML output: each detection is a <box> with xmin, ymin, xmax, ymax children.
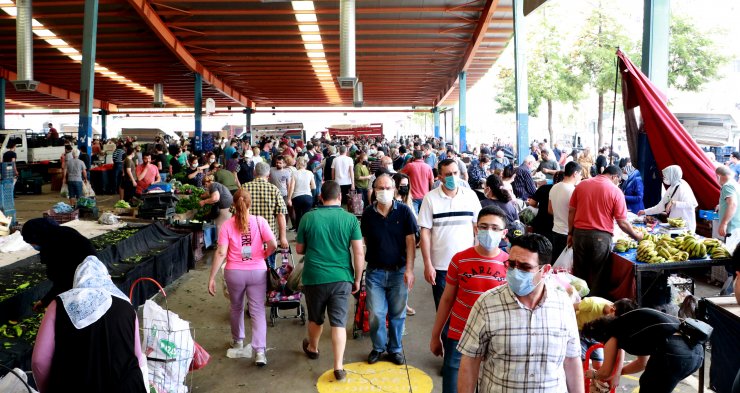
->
<box><xmin>667</xmin><ymin>218</ymin><xmax>686</xmax><ymax>228</ymax></box>
<box><xmin>703</xmin><ymin>238</ymin><xmax>731</xmax><ymax>259</ymax></box>
<box><xmin>613</xmin><ymin>239</ymin><xmax>638</xmax><ymax>253</ymax></box>
<box><xmin>636</xmin><ymin>234</ymin><xmax>690</xmax><ymax>263</ymax></box>
<box><xmin>674</xmin><ymin>234</ymin><xmax>708</xmax><ymax>259</ymax></box>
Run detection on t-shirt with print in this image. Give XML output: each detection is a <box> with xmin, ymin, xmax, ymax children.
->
<box><xmin>445</xmin><ymin>247</ymin><xmax>508</xmax><ymax>341</ymax></box>
<box><xmin>219</xmin><ymin>215</ymin><xmax>275</xmax><ymax>270</ymax></box>
<box><xmin>418</xmin><ymin>186</ymin><xmax>482</xmax><ymax>270</ymax></box>
<box><xmin>297</xmin><ymin>206</ymin><xmax>362</xmax><ymax>286</ymax></box>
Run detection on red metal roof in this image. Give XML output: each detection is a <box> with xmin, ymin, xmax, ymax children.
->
<box><xmin>0</xmin><ymin>0</ymin><xmax>537</xmax><ymax>111</ymax></box>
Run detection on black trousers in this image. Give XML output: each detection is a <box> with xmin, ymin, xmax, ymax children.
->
<box><xmin>551</xmin><ymin>232</ymin><xmax>568</xmax><ymax>264</ymax></box>
<box><xmin>640</xmin><ymin>336</ymin><xmax>703</xmax><ymax>393</ymax></box>
<box><xmin>340</xmin><ymin>184</ymin><xmax>351</xmax><ymax>206</ymax></box>
<box><xmin>572</xmin><ymin>228</ymin><xmax>612</xmax><ymax>297</ymax></box>
<box><xmin>292</xmin><ymin>195</ymin><xmax>313</xmax><ymax>230</ymax></box>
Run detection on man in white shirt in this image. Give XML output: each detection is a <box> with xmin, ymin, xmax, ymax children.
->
<box><xmin>419</xmin><ymin>158</ymin><xmax>481</xmax><ymax>309</ymax></box>
<box><xmin>332</xmin><ymin>145</ymin><xmax>355</xmax><ymax>206</ymax></box>
<box><xmin>548</xmin><ymin>161</ymin><xmax>582</xmax><ymax>259</ymax></box>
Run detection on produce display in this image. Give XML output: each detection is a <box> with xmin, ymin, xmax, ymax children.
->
<box><xmin>0</xmin><ymin>313</ymin><xmax>43</xmax><ymax>345</ymax></box>
<box><xmin>114</xmin><ymin>200</ymin><xmax>131</xmax><ymax>209</ymax></box>
<box><xmin>613</xmin><ymin>239</ymin><xmax>638</xmax><ymax>253</ymax></box>
<box><xmin>635</xmin><ymin>232</ymin><xmax>730</xmax><ymax>263</ymax></box>
<box><xmin>90</xmin><ymin>227</ymin><xmax>141</xmax><ymax>250</ymax></box>
<box><xmin>174</xmin><ymin>184</ymin><xmax>213</xmax><ymax>221</ymax></box>
<box><xmin>667</xmin><ymin>218</ymin><xmax>686</xmax><ymax>228</ymax></box>
<box><xmin>0</xmin><ymin>264</ymin><xmax>47</xmax><ymax>304</ymax></box>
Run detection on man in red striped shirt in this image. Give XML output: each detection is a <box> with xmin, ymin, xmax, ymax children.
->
<box><xmin>429</xmin><ymin>205</ymin><xmax>509</xmax><ymax>393</ymax></box>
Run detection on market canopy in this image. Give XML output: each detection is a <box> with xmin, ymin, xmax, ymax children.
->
<box><xmin>0</xmin><ymin>0</ymin><xmax>546</xmax><ymax>110</ymax></box>
<box><xmin>618</xmin><ymin>49</ymin><xmax>720</xmax><ymax>209</ymax></box>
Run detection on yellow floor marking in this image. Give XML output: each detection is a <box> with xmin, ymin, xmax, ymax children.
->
<box><xmin>316</xmin><ymin>361</ymin><xmax>433</xmax><ymax>393</ymax></box>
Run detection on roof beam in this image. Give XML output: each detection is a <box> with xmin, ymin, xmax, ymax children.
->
<box><xmin>154</xmin><ymin>7</ymin><xmax>483</xmax><ymax>17</ymax></box>
<box><xmin>436</xmin><ymin>0</ymin><xmax>500</xmax><ymax>106</ymax></box>
<box><xmin>0</xmin><ymin>67</ymin><xmax>117</xmax><ymax>111</ymax></box>
<box><xmin>125</xmin><ymin>0</ymin><xmax>254</xmax><ymax>108</ymax></box>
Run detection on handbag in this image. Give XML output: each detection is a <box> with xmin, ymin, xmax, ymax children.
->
<box><xmin>678</xmin><ymin>318</ymin><xmax>713</xmax><ymax>347</ymax></box>
<box><xmin>349</xmin><ymin>190</ymin><xmax>364</xmax><ymax>215</ymax></box>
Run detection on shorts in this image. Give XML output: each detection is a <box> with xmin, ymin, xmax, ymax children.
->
<box><xmin>303</xmin><ymin>281</ymin><xmax>351</xmax><ymax>327</ymax></box>
<box><xmin>67</xmin><ymin>181</ymin><xmax>83</xmax><ymax>199</ymax></box>
<box><xmin>581</xmin><ymin>337</ymin><xmax>604</xmax><ymax>361</ymax></box>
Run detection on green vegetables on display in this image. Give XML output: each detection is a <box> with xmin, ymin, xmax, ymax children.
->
<box><xmin>90</xmin><ymin>228</ymin><xmax>141</xmax><ymax>250</ymax></box>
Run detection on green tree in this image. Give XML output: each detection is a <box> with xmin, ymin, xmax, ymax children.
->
<box><xmin>494</xmin><ymin>66</ymin><xmax>542</xmax><ymax>117</ymax></box>
<box><xmin>571</xmin><ymin>5</ymin><xmax>635</xmax><ymax>148</ymax></box>
<box><xmin>668</xmin><ymin>15</ymin><xmax>726</xmax><ymax>91</ymax></box>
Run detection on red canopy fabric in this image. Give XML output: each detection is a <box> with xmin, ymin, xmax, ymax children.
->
<box><xmin>617</xmin><ymin>50</ymin><xmax>719</xmax><ymax>209</ymax></box>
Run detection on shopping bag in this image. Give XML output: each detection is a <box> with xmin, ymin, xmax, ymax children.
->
<box><xmin>349</xmin><ymin>190</ymin><xmax>364</xmax><ymax>215</ymax></box>
<box><xmin>724</xmin><ymin>228</ymin><xmax>740</xmax><ymax>255</ymax></box>
<box><xmin>266</xmin><ymin>261</ymin><xmax>281</xmax><ymax>292</ymax></box>
<box><xmin>142</xmin><ymin>300</ymin><xmax>194</xmax><ymax>393</ymax></box>
<box><xmin>82</xmin><ymin>181</ymin><xmax>96</xmax><ymax>197</ymax></box>
<box><xmin>553</xmin><ymin>247</ymin><xmax>573</xmax><ymax>272</ymax></box>
<box><xmin>286</xmin><ymin>256</ymin><xmax>304</xmax><ymax>292</ymax></box>
<box><xmin>0</xmin><ymin>367</ymin><xmax>39</xmax><ymax>393</ymax></box>
<box><xmin>60</xmin><ymin>183</ymin><xmax>69</xmax><ymax>198</ymax></box>
<box><xmin>188</xmin><ymin>341</ymin><xmax>211</xmax><ymax>371</ymax></box>
<box><xmin>218</xmin><ymin>263</ymin><xmax>229</xmax><ymax>299</ymax></box>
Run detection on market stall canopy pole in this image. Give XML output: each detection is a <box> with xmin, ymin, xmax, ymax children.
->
<box><xmin>617</xmin><ymin>49</ymin><xmax>720</xmax><ymax>209</ymax></box>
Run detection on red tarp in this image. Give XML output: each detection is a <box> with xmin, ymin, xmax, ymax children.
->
<box><xmin>617</xmin><ymin>50</ymin><xmax>720</xmax><ymax>209</ymax></box>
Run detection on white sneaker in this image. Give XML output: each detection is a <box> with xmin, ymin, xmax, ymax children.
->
<box><xmin>255</xmin><ymin>351</ymin><xmax>267</xmax><ymax>367</ymax></box>
<box><xmin>231</xmin><ymin>340</ymin><xmax>243</xmax><ymax>349</ymax></box>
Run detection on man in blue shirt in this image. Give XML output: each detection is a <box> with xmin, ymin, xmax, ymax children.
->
<box><xmin>360</xmin><ymin>174</ymin><xmax>418</xmax><ymax>365</ymax></box>
<box><xmin>729</xmin><ymin>152</ymin><xmax>740</xmax><ymax>181</ymax></box>
<box><xmin>423</xmin><ymin>143</ymin><xmax>438</xmax><ymax>170</ymax></box>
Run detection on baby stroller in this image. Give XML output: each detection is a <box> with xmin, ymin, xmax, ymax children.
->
<box><xmin>267</xmin><ymin>248</ymin><xmax>305</xmax><ymax>327</ymax></box>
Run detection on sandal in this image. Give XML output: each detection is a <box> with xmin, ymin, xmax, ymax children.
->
<box><xmin>406</xmin><ymin>306</ymin><xmax>416</xmax><ymax>316</ymax></box>
<box><xmin>302</xmin><ymin>338</ymin><xmax>319</xmax><ymax>359</ymax></box>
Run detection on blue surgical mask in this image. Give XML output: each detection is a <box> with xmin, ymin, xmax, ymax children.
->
<box><xmin>506</xmin><ymin>266</ymin><xmax>543</xmax><ymax>296</ymax></box>
<box><xmin>477</xmin><ymin>230</ymin><xmax>501</xmax><ymax>250</ymax></box>
<box><xmin>444</xmin><ymin>175</ymin><xmax>457</xmax><ymax>190</ymax></box>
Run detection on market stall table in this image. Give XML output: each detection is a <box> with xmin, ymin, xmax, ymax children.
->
<box><xmin>611</xmin><ymin>248</ymin><xmax>730</xmax><ymax>305</ymax></box>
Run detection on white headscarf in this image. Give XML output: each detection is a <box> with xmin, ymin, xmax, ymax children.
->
<box><xmin>58</xmin><ymin>256</ymin><xmax>129</xmax><ymax>330</ymax></box>
<box><xmin>661</xmin><ymin>165</ymin><xmax>683</xmax><ymax>203</ymax></box>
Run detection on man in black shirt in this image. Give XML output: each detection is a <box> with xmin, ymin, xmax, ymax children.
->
<box><xmin>360</xmin><ymin>174</ymin><xmax>417</xmax><ymax>365</ymax></box>
<box><xmin>2</xmin><ymin>141</ymin><xmax>18</xmax><ymax>179</ymax></box>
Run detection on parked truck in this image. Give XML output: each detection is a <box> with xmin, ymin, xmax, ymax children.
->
<box><xmin>0</xmin><ymin>129</ymin><xmax>66</xmax><ymax>164</ymax></box>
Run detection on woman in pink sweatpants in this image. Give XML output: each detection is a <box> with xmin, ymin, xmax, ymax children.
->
<box><xmin>208</xmin><ymin>188</ymin><xmax>276</xmax><ymax>367</ymax></box>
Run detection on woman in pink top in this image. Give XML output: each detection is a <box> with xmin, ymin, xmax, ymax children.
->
<box><xmin>208</xmin><ymin>188</ymin><xmax>276</xmax><ymax>366</ymax></box>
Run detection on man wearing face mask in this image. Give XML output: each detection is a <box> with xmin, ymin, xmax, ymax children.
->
<box><xmin>568</xmin><ymin>165</ymin><xmax>643</xmax><ymax>297</ymax></box>
<box><xmin>457</xmin><ymin>234</ymin><xmax>584</xmax><ymax>393</ymax></box>
<box><xmin>490</xmin><ymin>150</ymin><xmax>509</xmax><ymax>172</ymax></box>
<box><xmin>419</xmin><ymin>159</ymin><xmax>482</xmax><ymax>309</ymax></box>
<box><xmin>361</xmin><ymin>174</ymin><xmax>418</xmax><ymax>366</ymax></box>
<box><xmin>430</xmin><ymin>206</ymin><xmax>509</xmax><ymax>393</ymax></box>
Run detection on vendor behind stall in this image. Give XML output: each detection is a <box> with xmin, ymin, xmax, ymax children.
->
<box><xmin>21</xmin><ymin>217</ymin><xmax>98</xmax><ymax>312</ymax></box>
<box><xmin>202</xmin><ymin>174</ymin><xmax>234</xmax><ymax>233</ymax></box>
<box><xmin>638</xmin><ymin>165</ymin><xmax>698</xmax><ymax>232</ymax></box>
<box><xmin>135</xmin><ymin>152</ymin><xmax>161</xmax><ymax>195</ymax></box>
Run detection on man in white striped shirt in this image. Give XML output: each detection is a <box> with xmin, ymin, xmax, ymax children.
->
<box><xmin>457</xmin><ymin>234</ymin><xmax>584</xmax><ymax>393</ymax></box>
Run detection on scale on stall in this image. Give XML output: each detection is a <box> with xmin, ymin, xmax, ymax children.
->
<box><xmin>137</xmin><ymin>192</ymin><xmax>178</xmax><ymax>220</ymax></box>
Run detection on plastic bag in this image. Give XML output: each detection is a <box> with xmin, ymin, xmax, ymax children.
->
<box><xmin>287</xmin><ymin>257</ymin><xmax>304</xmax><ymax>292</ymax></box>
<box><xmin>82</xmin><ymin>181</ymin><xmax>96</xmax><ymax>197</ymax></box>
<box><xmin>349</xmin><ymin>190</ymin><xmax>364</xmax><ymax>215</ymax></box>
<box><xmin>0</xmin><ymin>368</ymin><xmax>38</xmax><ymax>393</ymax></box>
<box><xmin>189</xmin><ymin>341</ymin><xmax>211</xmax><ymax>371</ymax></box>
<box><xmin>60</xmin><ymin>183</ymin><xmax>69</xmax><ymax>198</ymax></box>
<box><xmin>98</xmin><ymin>211</ymin><xmax>120</xmax><ymax>225</ymax></box>
<box><xmin>219</xmin><ymin>263</ymin><xmax>229</xmax><ymax>299</ymax></box>
<box><xmin>142</xmin><ymin>300</ymin><xmax>194</xmax><ymax>393</ymax></box>
<box><xmin>553</xmin><ymin>247</ymin><xmax>573</xmax><ymax>272</ymax></box>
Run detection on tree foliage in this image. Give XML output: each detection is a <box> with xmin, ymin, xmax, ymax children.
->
<box><xmin>668</xmin><ymin>15</ymin><xmax>726</xmax><ymax>91</ymax></box>
<box><xmin>494</xmin><ymin>66</ymin><xmax>541</xmax><ymax>116</ymax></box>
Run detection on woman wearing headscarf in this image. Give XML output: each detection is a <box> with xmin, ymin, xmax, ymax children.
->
<box><xmin>620</xmin><ymin>159</ymin><xmax>644</xmax><ymax>213</ymax></box>
<box><xmin>32</xmin><ymin>256</ymin><xmax>146</xmax><ymax>393</ymax></box>
<box><xmin>638</xmin><ymin>165</ymin><xmax>698</xmax><ymax>232</ymax></box>
<box><xmin>21</xmin><ymin>217</ymin><xmax>98</xmax><ymax>312</ymax></box>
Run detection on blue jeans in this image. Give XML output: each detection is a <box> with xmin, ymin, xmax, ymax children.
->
<box><xmin>366</xmin><ymin>268</ymin><xmax>408</xmax><ymax>354</ymax></box>
<box><xmin>412</xmin><ymin>198</ymin><xmax>423</xmax><ymax>214</ymax></box>
<box><xmin>442</xmin><ymin>337</ymin><xmax>462</xmax><ymax>393</ymax></box>
<box><xmin>432</xmin><ymin>269</ymin><xmax>447</xmax><ymax>310</ymax></box>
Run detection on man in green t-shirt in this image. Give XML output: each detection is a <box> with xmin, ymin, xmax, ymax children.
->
<box><xmin>296</xmin><ymin>181</ymin><xmax>364</xmax><ymax>381</ymax></box>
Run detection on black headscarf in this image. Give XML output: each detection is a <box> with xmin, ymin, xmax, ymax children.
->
<box><xmin>22</xmin><ymin>218</ymin><xmax>98</xmax><ymax>307</ymax></box>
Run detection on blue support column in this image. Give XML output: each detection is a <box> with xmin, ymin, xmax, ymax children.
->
<box><xmin>0</xmin><ymin>78</ymin><xmax>5</xmax><ymax>130</ymax></box>
<box><xmin>513</xmin><ymin>0</ymin><xmax>529</xmax><ymax>165</ymax></box>
<box><xmin>194</xmin><ymin>73</ymin><xmax>203</xmax><ymax>152</ymax></box>
<box><xmin>639</xmin><ymin>0</ymin><xmax>670</xmax><ymax>208</ymax></box>
<box><xmin>458</xmin><ymin>71</ymin><xmax>467</xmax><ymax>153</ymax></box>
<box><xmin>433</xmin><ymin>107</ymin><xmax>440</xmax><ymax>139</ymax></box>
<box><xmin>77</xmin><ymin>0</ymin><xmax>99</xmax><ymax>165</ymax></box>
<box><xmin>99</xmin><ymin>109</ymin><xmax>107</xmax><ymax>141</ymax></box>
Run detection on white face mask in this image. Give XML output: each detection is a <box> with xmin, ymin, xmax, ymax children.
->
<box><xmin>209</xmin><ymin>158</ymin><xmax>216</xmax><ymax>163</ymax></box>
<box><xmin>376</xmin><ymin>190</ymin><xmax>394</xmax><ymax>205</ymax></box>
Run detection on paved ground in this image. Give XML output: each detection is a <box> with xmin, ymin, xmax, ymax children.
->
<box><xmin>12</xmin><ymin>186</ymin><xmax>724</xmax><ymax>392</ymax></box>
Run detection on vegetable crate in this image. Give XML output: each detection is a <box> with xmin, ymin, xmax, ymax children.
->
<box><xmin>43</xmin><ymin>209</ymin><xmax>79</xmax><ymax>224</ymax></box>
<box><xmin>130</xmin><ymin>278</ymin><xmax>196</xmax><ymax>393</ymax></box>
<box><xmin>114</xmin><ymin>207</ymin><xmax>136</xmax><ymax>216</ymax></box>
